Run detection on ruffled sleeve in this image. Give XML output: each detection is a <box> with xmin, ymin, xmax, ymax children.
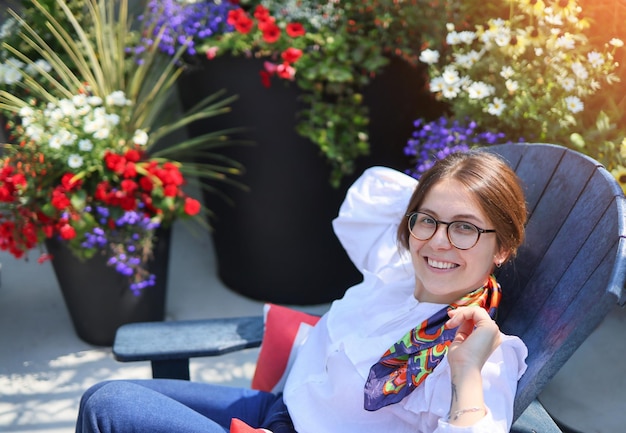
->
<box><xmin>332</xmin><ymin>166</ymin><xmax>418</xmax><ymax>280</ymax></box>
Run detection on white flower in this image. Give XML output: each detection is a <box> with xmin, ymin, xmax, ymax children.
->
<box><xmin>0</xmin><ymin>63</ymin><xmax>22</xmax><ymax>85</ymax></box>
<box><xmin>441</xmin><ymin>83</ymin><xmax>461</xmax><ymax>99</ymax></box>
<box><xmin>133</xmin><ymin>129</ymin><xmax>149</xmax><ymax>146</ymax></box>
<box><xmin>571</xmin><ymin>62</ymin><xmax>589</xmax><ymax>80</ymax></box>
<box><xmin>78</xmin><ymin>139</ymin><xmax>94</xmax><ymax>151</ymax></box>
<box><xmin>590</xmin><ymin>79</ymin><xmax>601</xmax><ymax>91</ymax></box>
<box><xmin>25</xmin><ymin>124</ymin><xmax>44</xmax><ymax>141</ymax></box>
<box><xmin>534</xmin><ymin>47</ymin><xmax>544</xmax><ymax>56</ymax></box>
<box><xmin>49</xmin><ymin>135</ymin><xmax>63</xmax><ymax>149</ymax></box>
<box><xmin>442</xmin><ymin>66</ymin><xmax>460</xmax><ymax>84</ymax></box>
<box><xmin>19</xmin><ymin>106</ymin><xmax>35</xmax><ymax>118</ymax></box>
<box><xmin>564</xmin><ymin>95</ymin><xmax>584</xmax><ymax>113</ymax></box>
<box><xmin>606</xmin><ymin>73</ymin><xmax>620</xmax><ymax>85</ymax></box>
<box><xmin>458</xmin><ymin>31</ymin><xmax>477</xmax><ymax>45</ymax></box>
<box><xmin>500</xmin><ymin>66</ymin><xmax>515</xmax><ymax>79</ymax></box>
<box><xmin>505</xmin><ymin>79</ymin><xmax>519</xmax><ymax>93</ymax></box>
<box><xmin>609</xmin><ymin>38</ymin><xmax>624</xmax><ymax>48</ymax></box>
<box><xmin>467</xmin><ymin>81</ymin><xmax>493</xmax><ymax>99</ymax></box>
<box><xmin>446</xmin><ymin>31</ymin><xmax>462</xmax><ymax>45</ymax></box>
<box><xmin>544</xmin><ymin>8</ymin><xmax>564</xmax><ymax>26</ymax></box>
<box><xmin>50</xmin><ymin>129</ymin><xmax>77</xmax><ymax>147</ymax></box>
<box><xmin>586</xmin><ymin>51</ymin><xmax>604</xmax><ymax>68</ymax></box>
<box><xmin>106</xmin><ymin>113</ymin><xmax>121</xmax><ymax>126</ymax></box>
<box><xmin>494</xmin><ymin>29</ymin><xmax>512</xmax><ymax>47</ymax></box>
<box><xmin>560</xmin><ymin>77</ymin><xmax>575</xmax><ymax>91</ymax></box>
<box><xmin>88</xmin><ymin>96</ymin><xmax>103</xmax><ymax>106</ymax></box>
<box><xmin>454</xmin><ymin>51</ymin><xmax>481</xmax><ymax>69</ymax></box>
<box><xmin>487</xmin><ymin>97</ymin><xmax>506</xmax><ymax>116</ymax></box>
<box><xmin>25</xmin><ymin>59</ymin><xmax>52</xmax><ymax>75</ymax></box>
<box><xmin>106</xmin><ymin>90</ymin><xmax>131</xmax><ymax>107</ymax></box>
<box><xmin>429</xmin><ymin>76</ymin><xmax>446</xmax><ymax>93</ymax></box>
<box><xmin>419</xmin><ymin>49</ymin><xmax>440</xmax><ymax>65</ymax></box>
<box><xmin>93</xmin><ymin>128</ymin><xmax>111</xmax><ymax>140</ymax></box>
<box><xmin>72</xmin><ymin>94</ymin><xmax>89</xmax><ymax>107</ymax></box>
<box><xmin>84</xmin><ymin>115</ymin><xmax>106</xmax><ymax>134</ymax></box>
<box><xmin>555</xmin><ymin>34</ymin><xmax>576</xmax><ymax>50</ymax></box>
<box><xmin>58</xmin><ymin>99</ymin><xmax>77</xmax><ymax>116</ymax></box>
<box><xmin>67</xmin><ymin>154</ymin><xmax>84</xmax><ymax>169</ymax></box>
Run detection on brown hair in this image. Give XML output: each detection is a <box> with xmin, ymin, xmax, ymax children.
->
<box><xmin>397</xmin><ymin>150</ymin><xmax>527</xmax><ymax>262</ymax></box>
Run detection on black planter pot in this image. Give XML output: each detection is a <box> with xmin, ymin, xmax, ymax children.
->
<box><xmin>45</xmin><ymin>228</ymin><xmax>171</xmax><ymax>346</ymax></box>
<box><xmin>178</xmin><ymin>55</ymin><xmax>442</xmax><ymax>305</ymax></box>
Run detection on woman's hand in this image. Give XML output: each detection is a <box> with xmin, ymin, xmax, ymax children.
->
<box><xmin>446</xmin><ymin>306</ymin><xmax>501</xmax><ymax>372</ymax></box>
<box><xmin>443</xmin><ymin>306</ymin><xmax>501</xmax><ymax>426</ymax></box>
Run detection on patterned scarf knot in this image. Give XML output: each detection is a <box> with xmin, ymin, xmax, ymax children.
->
<box><xmin>363</xmin><ymin>275</ymin><xmax>501</xmax><ymax>411</ymax></box>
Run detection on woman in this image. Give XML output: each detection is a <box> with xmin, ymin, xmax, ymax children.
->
<box><xmin>76</xmin><ymin>150</ymin><xmax>528</xmax><ymax>433</ymax></box>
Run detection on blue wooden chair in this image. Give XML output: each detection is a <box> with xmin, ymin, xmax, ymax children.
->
<box><xmin>113</xmin><ymin>143</ymin><xmax>626</xmax><ymax>432</ymax></box>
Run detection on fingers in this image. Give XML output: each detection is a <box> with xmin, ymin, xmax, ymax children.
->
<box><xmin>446</xmin><ymin>306</ymin><xmax>494</xmax><ymax>330</ymax></box>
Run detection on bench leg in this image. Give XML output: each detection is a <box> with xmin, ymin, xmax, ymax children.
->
<box><xmin>151</xmin><ymin>359</ymin><xmax>191</xmax><ymax>380</ymax></box>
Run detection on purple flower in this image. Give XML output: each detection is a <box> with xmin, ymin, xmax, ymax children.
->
<box><xmin>404</xmin><ymin>116</ymin><xmax>509</xmax><ymax>179</ymax></box>
<box><xmin>133</xmin><ymin>0</ymin><xmax>237</xmax><ymax>58</ymax></box>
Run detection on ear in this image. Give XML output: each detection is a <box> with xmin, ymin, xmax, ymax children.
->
<box><xmin>494</xmin><ymin>248</ymin><xmax>510</xmax><ymax>267</ymax></box>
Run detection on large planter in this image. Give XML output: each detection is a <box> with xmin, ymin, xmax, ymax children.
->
<box><xmin>178</xmin><ymin>55</ymin><xmax>441</xmax><ymax>305</ymax></box>
<box><xmin>45</xmin><ymin>228</ymin><xmax>171</xmax><ymax>346</ymax></box>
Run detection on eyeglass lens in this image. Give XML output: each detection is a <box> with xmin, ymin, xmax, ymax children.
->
<box><xmin>408</xmin><ymin>212</ymin><xmax>481</xmax><ymax>250</ymax></box>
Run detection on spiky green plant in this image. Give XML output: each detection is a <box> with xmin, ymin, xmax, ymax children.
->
<box><xmin>0</xmin><ymin>0</ymin><xmax>245</xmax><ymax>199</ymax></box>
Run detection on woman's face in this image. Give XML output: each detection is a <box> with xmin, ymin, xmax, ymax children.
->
<box><xmin>409</xmin><ymin>178</ymin><xmax>508</xmax><ymax>304</ymax></box>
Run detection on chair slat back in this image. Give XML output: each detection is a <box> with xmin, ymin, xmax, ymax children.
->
<box><xmin>486</xmin><ymin>143</ymin><xmax>626</xmax><ymax>420</ymax></box>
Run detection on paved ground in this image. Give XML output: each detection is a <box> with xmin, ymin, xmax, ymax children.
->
<box><xmin>0</xmin><ymin>191</ymin><xmax>624</xmax><ymax>433</ymax></box>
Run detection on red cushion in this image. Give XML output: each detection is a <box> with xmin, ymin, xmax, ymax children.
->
<box><xmin>230</xmin><ymin>418</ymin><xmax>265</xmax><ymax>432</ymax></box>
<box><xmin>251</xmin><ymin>303</ymin><xmax>321</xmax><ymax>393</ymax></box>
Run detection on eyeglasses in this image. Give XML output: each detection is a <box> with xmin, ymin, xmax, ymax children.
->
<box><xmin>407</xmin><ymin>212</ymin><xmax>496</xmax><ymax>250</ymax></box>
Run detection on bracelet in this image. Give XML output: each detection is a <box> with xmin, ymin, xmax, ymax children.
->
<box><xmin>448</xmin><ymin>406</ymin><xmax>486</xmax><ymax>421</ymax></box>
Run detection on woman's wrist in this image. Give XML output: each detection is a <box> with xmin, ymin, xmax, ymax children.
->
<box><xmin>447</xmin><ymin>369</ymin><xmax>486</xmax><ymax>426</ymax></box>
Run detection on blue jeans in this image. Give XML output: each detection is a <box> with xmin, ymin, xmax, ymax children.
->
<box><xmin>76</xmin><ymin>379</ymin><xmax>295</xmax><ymax>433</ymax></box>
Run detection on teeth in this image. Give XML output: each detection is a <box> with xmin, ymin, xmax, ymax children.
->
<box><xmin>428</xmin><ymin>258</ymin><xmax>457</xmax><ymax>269</ymax></box>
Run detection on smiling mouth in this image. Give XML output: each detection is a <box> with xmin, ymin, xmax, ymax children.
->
<box><xmin>427</xmin><ymin>258</ymin><xmax>459</xmax><ymax>270</ymax></box>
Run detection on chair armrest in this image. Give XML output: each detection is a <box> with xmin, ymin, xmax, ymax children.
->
<box><xmin>113</xmin><ymin>316</ymin><xmax>264</xmax><ymax>380</ymax></box>
<box><xmin>511</xmin><ymin>399</ymin><xmax>563</xmax><ymax>433</ymax></box>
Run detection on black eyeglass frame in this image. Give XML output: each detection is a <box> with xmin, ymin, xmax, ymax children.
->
<box><xmin>406</xmin><ymin>211</ymin><xmax>496</xmax><ymax>250</ymax></box>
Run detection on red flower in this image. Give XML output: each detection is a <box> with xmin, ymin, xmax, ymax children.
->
<box><xmin>11</xmin><ymin>173</ymin><xmax>26</xmax><ymax>188</ymax></box>
<box><xmin>286</xmin><ymin>23</ymin><xmax>305</xmax><ymax>37</ymax></box>
<box><xmin>104</xmin><ymin>151</ymin><xmax>126</xmax><ymax>174</ymax></box>
<box><xmin>61</xmin><ymin>173</ymin><xmax>82</xmax><ymax>191</ymax></box>
<box><xmin>119</xmin><ymin>195</ymin><xmax>137</xmax><ymax>211</ymax></box>
<box><xmin>95</xmin><ymin>181</ymin><xmax>110</xmax><ymax>201</ymax></box>
<box><xmin>59</xmin><ymin>224</ymin><xmax>76</xmax><ymax>240</ymax></box>
<box><xmin>260</xmin><ymin>70</ymin><xmax>272</xmax><ymax>88</ymax></box>
<box><xmin>37</xmin><ymin>253</ymin><xmax>53</xmax><ymax>264</ymax></box>
<box><xmin>228</xmin><ymin>9</ymin><xmax>254</xmax><ymax>34</ymax></box>
<box><xmin>0</xmin><ymin>185</ymin><xmax>13</xmax><ymax>202</ymax></box>
<box><xmin>161</xmin><ymin>163</ymin><xmax>184</xmax><ymax>186</ymax></box>
<box><xmin>276</xmin><ymin>62</ymin><xmax>296</xmax><ymax>80</ymax></box>
<box><xmin>281</xmin><ymin>47</ymin><xmax>303</xmax><ymax>64</ymax></box>
<box><xmin>163</xmin><ymin>184</ymin><xmax>178</xmax><ymax>197</ymax></box>
<box><xmin>253</xmin><ymin>4</ymin><xmax>270</xmax><ymax>20</ymax></box>
<box><xmin>124</xmin><ymin>149</ymin><xmax>142</xmax><ymax>162</ymax></box>
<box><xmin>123</xmin><ymin>161</ymin><xmax>137</xmax><ymax>178</ymax></box>
<box><xmin>206</xmin><ymin>46</ymin><xmax>219</xmax><ymax>60</ymax></box>
<box><xmin>121</xmin><ymin>179</ymin><xmax>138</xmax><ymax>194</ymax></box>
<box><xmin>184</xmin><ymin>197</ymin><xmax>201</xmax><ymax>216</ymax></box>
<box><xmin>51</xmin><ymin>189</ymin><xmax>71</xmax><ymax>210</ymax></box>
<box><xmin>261</xmin><ymin>22</ymin><xmax>281</xmax><ymax>43</ymax></box>
<box><xmin>139</xmin><ymin>176</ymin><xmax>154</xmax><ymax>192</ymax></box>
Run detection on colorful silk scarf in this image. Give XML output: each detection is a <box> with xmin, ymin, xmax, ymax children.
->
<box><xmin>363</xmin><ymin>275</ymin><xmax>501</xmax><ymax>411</ymax></box>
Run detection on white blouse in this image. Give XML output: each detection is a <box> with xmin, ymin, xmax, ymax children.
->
<box><xmin>283</xmin><ymin>166</ymin><xmax>528</xmax><ymax>433</ymax></box>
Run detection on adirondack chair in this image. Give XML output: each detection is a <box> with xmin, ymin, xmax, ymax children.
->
<box><xmin>113</xmin><ymin>142</ymin><xmax>626</xmax><ymax>432</ymax></box>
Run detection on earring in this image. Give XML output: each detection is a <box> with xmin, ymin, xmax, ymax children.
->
<box><xmin>496</xmin><ymin>262</ymin><xmax>502</xmax><ymax>268</ymax></box>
